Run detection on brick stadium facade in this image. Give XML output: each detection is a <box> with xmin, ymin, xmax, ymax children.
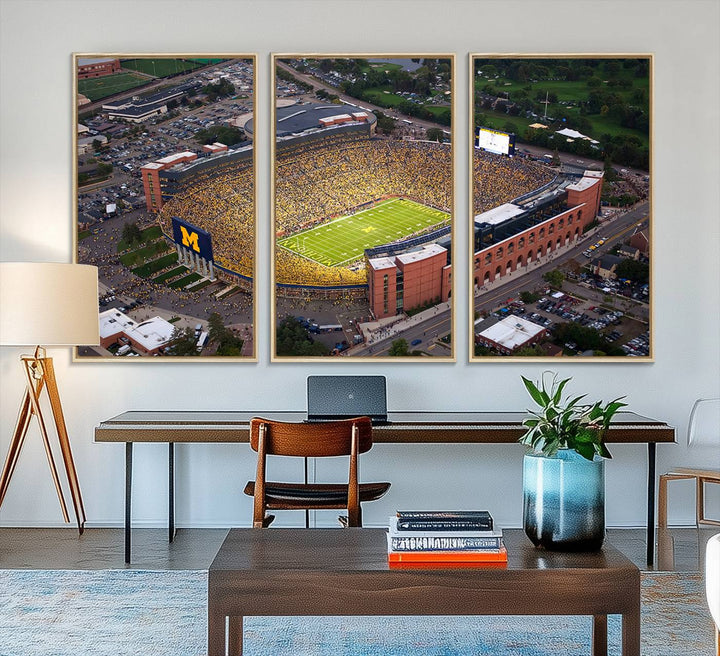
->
<box><xmin>366</xmin><ymin>169</ymin><xmax>602</xmax><ymax>321</ymax></box>
<box><xmin>367</xmin><ymin>243</ymin><xmax>451</xmax><ymax>320</ymax></box>
<box><xmin>77</xmin><ymin>57</ymin><xmax>121</xmax><ymax>79</ymax></box>
<box><xmin>473</xmin><ymin>171</ymin><xmax>603</xmax><ymax>288</ymax></box>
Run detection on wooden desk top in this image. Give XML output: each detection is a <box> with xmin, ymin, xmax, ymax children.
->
<box><xmin>95</xmin><ymin>410</ymin><xmax>675</xmax><ymax>444</ymax></box>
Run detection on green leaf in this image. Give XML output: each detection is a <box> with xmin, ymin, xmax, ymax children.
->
<box><xmin>552</xmin><ymin>376</ymin><xmax>571</xmax><ymax>404</ymax></box>
<box><xmin>576</xmin><ymin>442</ymin><xmax>595</xmax><ymax>461</ymax></box>
<box><xmin>522</xmin><ymin>376</ymin><xmax>547</xmax><ymax>407</ymax></box>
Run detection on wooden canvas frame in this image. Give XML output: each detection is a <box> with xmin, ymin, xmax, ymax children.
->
<box><xmin>271</xmin><ymin>54</ymin><xmax>456</xmax><ymax>362</ymax></box>
<box><xmin>469</xmin><ymin>54</ymin><xmax>653</xmax><ymax>362</ymax></box>
<box><xmin>72</xmin><ymin>53</ymin><xmax>257</xmax><ymax>361</ymax></box>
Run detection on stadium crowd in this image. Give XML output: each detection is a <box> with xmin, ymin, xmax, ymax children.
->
<box><xmin>473</xmin><ymin>149</ymin><xmax>554</xmax><ymax>214</ymax></box>
<box><xmin>157</xmin><ymin>155</ymin><xmax>255</xmax><ymax>278</ymax></box>
<box><xmin>275</xmin><ymin>132</ymin><xmax>452</xmax><ymax>236</ymax></box>
<box><xmin>152</xmin><ymin>131</ymin><xmax>553</xmax><ymax>291</ymax></box>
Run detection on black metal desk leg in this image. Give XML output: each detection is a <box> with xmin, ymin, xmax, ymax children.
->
<box><xmin>647</xmin><ymin>442</ymin><xmax>656</xmax><ymax>566</ymax></box>
<box><xmin>169</xmin><ymin>443</ymin><xmax>175</xmax><ymax>542</ymax></box>
<box><xmin>125</xmin><ymin>442</ymin><xmax>133</xmax><ymax>564</ymax></box>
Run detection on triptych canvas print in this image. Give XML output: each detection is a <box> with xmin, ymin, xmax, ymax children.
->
<box><xmin>73</xmin><ymin>53</ymin><xmax>651</xmax><ymax>362</ymax></box>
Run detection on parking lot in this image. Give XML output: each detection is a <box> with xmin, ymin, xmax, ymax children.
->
<box><xmin>486</xmin><ymin>292</ymin><xmax>650</xmax><ymax>356</ymax></box>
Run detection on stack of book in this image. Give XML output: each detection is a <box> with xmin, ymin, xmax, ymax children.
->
<box><xmin>387</xmin><ymin>510</ymin><xmax>507</xmax><ymax>567</ymax></box>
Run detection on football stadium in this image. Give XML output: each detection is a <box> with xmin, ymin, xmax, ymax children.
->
<box><xmin>144</xmin><ymin>100</ymin><xmax>599</xmax><ymax>321</ymax></box>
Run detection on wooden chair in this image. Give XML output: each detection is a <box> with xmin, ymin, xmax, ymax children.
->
<box><xmin>658</xmin><ymin>398</ymin><xmax>720</xmax><ymax>529</ymax></box>
<box><xmin>243</xmin><ymin>417</ymin><xmax>390</xmax><ymax>528</ymax></box>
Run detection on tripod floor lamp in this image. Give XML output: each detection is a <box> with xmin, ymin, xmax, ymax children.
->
<box><xmin>0</xmin><ymin>262</ymin><xmax>99</xmax><ymax>533</ymax></box>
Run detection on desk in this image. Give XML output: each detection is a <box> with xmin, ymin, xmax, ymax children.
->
<box><xmin>94</xmin><ymin>411</ymin><xmax>675</xmax><ymax>564</ymax></box>
<box><xmin>207</xmin><ymin>528</ymin><xmax>641</xmax><ymax>656</ymax></box>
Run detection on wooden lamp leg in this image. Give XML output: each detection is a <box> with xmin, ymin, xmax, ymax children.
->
<box><xmin>0</xmin><ymin>353</ymin><xmax>85</xmax><ymax>533</ymax></box>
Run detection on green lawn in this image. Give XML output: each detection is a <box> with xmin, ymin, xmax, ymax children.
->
<box><xmin>132</xmin><ymin>253</ymin><xmax>178</xmax><ymax>278</ymax></box>
<box><xmin>169</xmin><ymin>272</ymin><xmax>202</xmax><ymax>289</ymax></box>
<box><xmin>361</xmin><ymin>87</ymin><xmax>407</xmax><ymax>108</ymax></box>
<box><xmin>120</xmin><ymin>58</ymin><xmax>204</xmax><ymax>77</ymax></box>
<box><xmin>278</xmin><ymin>198</ymin><xmax>449</xmax><ymax>267</ymax></box>
<box><xmin>475</xmin><ymin>75</ymin><xmax>649</xmax><ymax>147</ymax></box>
<box><xmin>152</xmin><ymin>265</ymin><xmax>189</xmax><ymax>284</ymax></box>
<box><xmin>78</xmin><ymin>72</ymin><xmax>148</xmax><ymax>101</ymax></box>
<box><xmin>117</xmin><ymin>225</ymin><xmax>163</xmax><ymax>252</ymax></box>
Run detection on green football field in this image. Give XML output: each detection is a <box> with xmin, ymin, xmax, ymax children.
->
<box><xmin>277</xmin><ymin>198</ymin><xmax>450</xmax><ymax>267</ymax></box>
<box><xmin>78</xmin><ymin>72</ymin><xmax>148</xmax><ymax>101</ymax></box>
<box><xmin>121</xmin><ymin>58</ymin><xmax>205</xmax><ymax>77</ymax></box>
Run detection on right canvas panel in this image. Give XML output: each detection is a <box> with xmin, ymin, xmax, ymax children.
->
<box><xmin>470</xmin><ymin>55</ymin><xmax>652</xmax><ymax>361</ymax></box>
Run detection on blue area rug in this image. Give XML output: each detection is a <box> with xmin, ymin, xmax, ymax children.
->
<box><xmin>0</xmin><ymin>569</ymin><xmax>714</xmax><ymax>656</ymax></box>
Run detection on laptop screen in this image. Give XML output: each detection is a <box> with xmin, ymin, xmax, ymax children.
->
<box><xmin>306</xmin><ymin>375</ymin><xmax>387</xmax><ymax>423</ymax></box>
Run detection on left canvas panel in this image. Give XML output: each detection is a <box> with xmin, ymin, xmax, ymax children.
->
<box><xmin>73</xmin><ymin>55</ymin><xmax>256</xmax><ymax>360</ymax></box>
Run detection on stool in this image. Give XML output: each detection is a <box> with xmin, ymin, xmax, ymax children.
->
<box><xmin>658</xmin><ymin>468</ymin><xmax>720</xmax><ymax>527</ymax></box>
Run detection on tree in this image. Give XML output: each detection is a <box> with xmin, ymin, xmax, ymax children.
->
<box><xmin>513</xmin><ymin>344</ymin><xmax>546</xmax><ymax>356</ymax></box>
<box><xmin>207</xmin><ymin>312</ymin><xmax>244</xmax><ymax>355</ymax></box>
<box><xmin>167</xmin><ymin>327</ymin><xmax>199</xmax><ymax>356</ymax></box>
<box><xmin>194</xmin><ymin>125</ymin><xmax>245</xmax><ymax>146</ymax></box>
<box><xmin>543</xmin><ymin>269</ymin><xmax>564</xmax><ymax>288</ymax></box>
<box><xmin>426</xmin><ymin>127</ymin><xmax>444</xmax><ymax>142</ymax></box>
<box><xmin>276</xmin><ymin>317</ymin><xmax>329</xmax><ymax>357</ymax></box>
<box><xmin>388</xmin><ymin>339</ymin><xmax>409</xmax><ymax>356</ymax></box>
<box><xmin>121</xmin><ymin>221</ymin><xmax>143</xmax><ymax>246</ymax></box>
<box><xmin>97</xmin><ymin>162</ymin><xmax>113</xmax><ymax>177</ymax></box>
<box><xmin>615</xmin><ymin>259</ymin><xmax>649</xmax><ymax>284</ymax></box>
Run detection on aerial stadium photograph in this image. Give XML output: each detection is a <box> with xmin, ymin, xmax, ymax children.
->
<box><xmin>469</xmin><ymin>55</ymin><xmax>652</xmax><ymax>360</ymax></box>
<box><xmin>74</xmin><ymin>54</ymin><xmax>256</xmax><ymax>360</ymax></box>
<box><xmin>271</xmin><ymin>55</ymin><xmax>455</xmax><ymax>360</ymax></box>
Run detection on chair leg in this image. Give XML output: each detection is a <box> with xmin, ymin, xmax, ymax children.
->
<box><xmin>697</xmin><ymin>477</ymin><xmax>704</xmax><ymax>527</ymax></box>
<box><xmin>658</xmin><ymin>474</ymin><xmax>669</xmax><ymax>528</ymax></box>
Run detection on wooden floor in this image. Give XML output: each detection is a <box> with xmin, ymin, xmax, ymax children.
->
<box><xmin>0</xmin><ymin>526</ymin><xmax>716</xmax><ymax>571</ymax></box>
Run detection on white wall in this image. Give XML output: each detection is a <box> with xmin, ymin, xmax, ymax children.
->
<box><xmin>1</xmin><ymin>0</ymin><xmax>718</xmax><ymax>530</ymax></box>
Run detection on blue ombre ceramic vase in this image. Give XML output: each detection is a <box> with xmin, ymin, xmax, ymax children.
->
<box><xmin>523</xmin><ymin>448</ymin><xmax>606</xmax><ymax>551</ymax></box>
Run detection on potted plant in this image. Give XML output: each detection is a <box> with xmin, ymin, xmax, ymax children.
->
<box><xmin>519</xmin><ymin>372</ymin><xmax>626</xmax><ymax>551</ymax></box>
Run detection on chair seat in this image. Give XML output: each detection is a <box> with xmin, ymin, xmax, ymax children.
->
<box><xmin>244</xmin><ymin>481</ymin><xmax>390</xmax><ymax>509</ymax></box>
<box><xmin>664</xmin><ymin>467</ymin><xmax>720</xmax><ymax>480</ymax></box>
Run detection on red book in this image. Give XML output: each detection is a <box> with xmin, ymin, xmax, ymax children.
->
<box><xmin>389</xmin><ymin>560</ymin><xmax>507</xmax><ymax>570</ymax></box>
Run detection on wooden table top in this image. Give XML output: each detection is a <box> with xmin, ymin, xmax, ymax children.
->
<box><xmin>209</xmin><ymin>527</ymin><xmax>637</xmax><ymax>574</ymax></box>
<box><xmin>95</xmin><ymin>410</ymin><xmax>675</xmax><ymax>444</ymax></box>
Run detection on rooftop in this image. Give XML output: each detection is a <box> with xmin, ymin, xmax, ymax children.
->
<box><xmin>396</xmin><ymin>243</ymin><xmax>447</xmax><ymax>264</ymax></box>
<box><xmin>474</xmin><ymin>202</ymin><xmax>525</xmax><ymax>226</ymax></box>
<box><xmin>478</xmin><ymin>315</ymin><xmax>545</xmax><ymax>350</ymax></box>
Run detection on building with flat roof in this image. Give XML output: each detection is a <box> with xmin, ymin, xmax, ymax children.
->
<box><xmin>102</xmin><ymin>81</ymin><xmax>202</xmax><ymax>123</ymax></box>
<box><xmin>245</xmin><ymin>102</ymin><xmax>376</xmax><ymax>140</ymax></box>
<box><xmin>476</xmin><ymin>315</ymin><xmax>547</xmax><ymax>355</ymax></box>
<box><xmin>99</xmin><ymin>309</ymin><xmax>175</xmax><ymax>355</ymax></box>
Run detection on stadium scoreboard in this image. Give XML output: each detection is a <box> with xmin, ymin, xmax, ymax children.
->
<box><xmin>475</xmin><ymin>126</ymin><xmax>516</xmax><ymax>156</ymax></box>
<box><xmin>172</xmin><ymin>216</ymin><xmax>214</xmax><ymax>261</ymax></box>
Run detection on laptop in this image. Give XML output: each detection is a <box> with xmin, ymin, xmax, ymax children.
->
<box><xmin>306</xmin><ymin>375</ymin><xmax>389</xmax><ymax>425</ymax></box>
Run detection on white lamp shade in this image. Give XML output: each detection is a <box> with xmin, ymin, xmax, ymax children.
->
<box><xmin>0</xmin><ymin>262</ymin><xmax>100</xmax><ymax>346</ymax></box>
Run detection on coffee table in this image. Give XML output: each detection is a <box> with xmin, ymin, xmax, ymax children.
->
<box><xmin>208</xmin><ymin>528</ymin><xmax>640</xmax><ymax>656</ymax></box>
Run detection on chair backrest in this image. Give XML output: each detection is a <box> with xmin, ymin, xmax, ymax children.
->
<box><xmin>249</xmin><ymin>417</ymin><xmax>373</xmax><ymax>457</ymax></box>
<box><xmin>687</xmin><ymin>398</ymin><xmax>720</xmax><ymax>447</ymax></box>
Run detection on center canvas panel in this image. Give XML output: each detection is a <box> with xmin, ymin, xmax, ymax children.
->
<box><xmin>272</xmin><ymin>55</ymin><xmax>454</xmax><ymax>361</ymax></box>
